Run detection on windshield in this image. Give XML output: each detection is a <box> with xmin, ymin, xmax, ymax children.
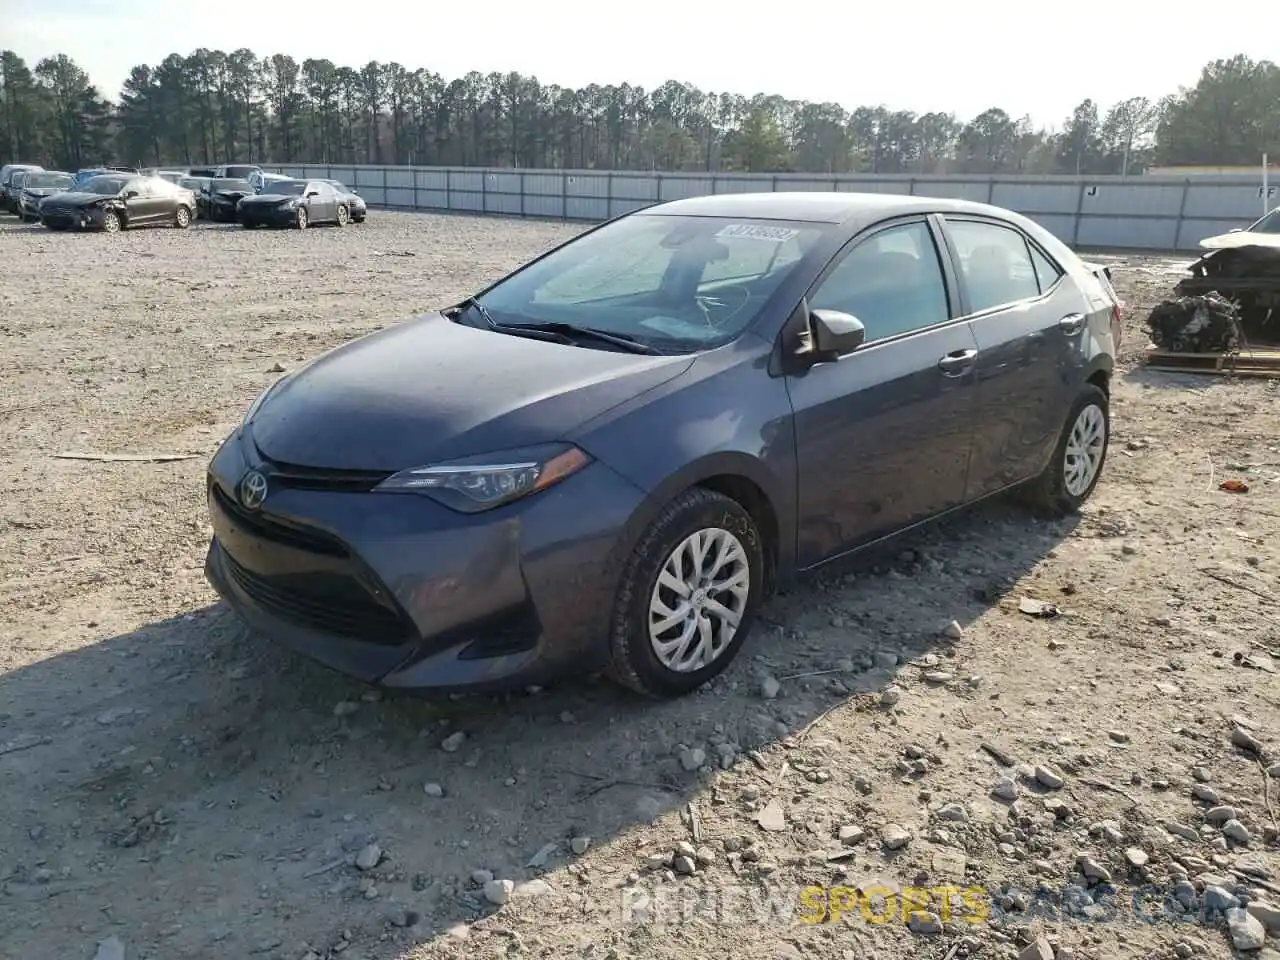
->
<box><xmin>1250</xmin><ymin>209</ymin><xmax>1280</xmax><ymax>234</ymax></box>
<box><xmin>80</xmin><ymin>175</ymin><xmax>128</xmax><ymax>195</ymax></box>
<box><xmin>26</xmin><ymin>173</ymin><xmax>72</xmax><ymax>189</ymax></box>
<box><xmin>264</xmin><ymin>181</ymin><xmax>306</xmax><ymax>196</ymax></box>
<box><xmin>213</xmin><ymin>178</ymin><xmax>250</xmax><ymax>192</ymax></box>
<box><xmin>474</xmin><ymin>214</ymin><xmax>824</xmax><ymax>351</ymax></box>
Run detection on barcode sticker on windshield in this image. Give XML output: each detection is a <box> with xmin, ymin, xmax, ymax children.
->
<box><xmin>715</xmin><ymin>224</ymin><xmax>799</xmax><ymax>243</ymax></box>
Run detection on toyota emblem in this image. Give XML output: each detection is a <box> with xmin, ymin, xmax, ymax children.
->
<box><xmin>239</xmin><ymin>470</ymin><xmax>268</xmax><ymax>510</ymax></box>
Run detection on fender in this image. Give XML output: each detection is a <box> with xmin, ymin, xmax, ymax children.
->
<box><xmin>598</xmin><ymin>448</ymin><xmax>797</xmax><ymax>599</ymax></box>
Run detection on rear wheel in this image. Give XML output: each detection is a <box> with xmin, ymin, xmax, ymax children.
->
<box><xmin>102</xmin><ymin>211</ymin><xmax>122</xmax><ymax>234</ymax></box>
<box><xmin>607</xmin><ymin>488</ymin><xmax>764</xmax><ymax>698</ymax></box>
<box><xmin>174</xmin><ymin>205</ymin><xmax>191</xmax><ymax>229</ymax></box>
<box><xmin>1023</xmin><ymin>384</ymin><xmax>1110</xmax><ymax>514</ymax></box>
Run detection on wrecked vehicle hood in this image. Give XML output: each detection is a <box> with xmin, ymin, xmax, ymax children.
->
<box><xmin>1198</xmin><ymin>230</ymin><xmax>1280</xmax><ymax>251</ymax></box>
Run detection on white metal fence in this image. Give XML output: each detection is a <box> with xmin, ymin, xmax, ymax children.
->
<box><xmin>264</xmin><ymin>164</ymin><xmax>1280</xmax><ymax>252</ymax></box>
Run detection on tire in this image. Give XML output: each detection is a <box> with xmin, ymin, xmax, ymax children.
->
<box><xmin>295</xmin><ymin>207</ymin><xmax>309</xmax><ymax>229</ymax></box>
<box><xmin>102</xmin><ymin>211</ymin><xmax>122</xmax><ymax>234</ymax></box>
<box><xmin>607</xmin><ymin>487</ymin><xmax>765</xmax><ymax>698</ymax></box>
<box><xmin>242</xmin><ymin>220</ymin><xmax>258</xmax><ymax>229</ymax></box>
<box><xmin>336</xmin><ymin>204</ymin><xmax>349</xmax><ymax>227</ymax></box>
<box><xmin>174</xmin><ymin>205</ymin><xmax>191</xmax><ymax>229</ymax></box>
<box><xmin>1023</xmin><ymin>384</ymin><xmax>1110</xmax><ymax>515</ymax></box>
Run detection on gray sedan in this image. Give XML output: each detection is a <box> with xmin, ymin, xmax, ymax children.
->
<box><xmin>204</xmin><ymin>192</ymin><xmax>1120</xmax><ymax>698</ymax></box>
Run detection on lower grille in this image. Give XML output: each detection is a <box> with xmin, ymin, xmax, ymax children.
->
<box><xmin>221</xmin><ymin>547</ymin><xmax>413</xmax><ymax>645</ymax></box>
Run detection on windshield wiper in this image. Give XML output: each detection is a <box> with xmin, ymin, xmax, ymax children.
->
<box><xmin>455</xmin><ymin>299</ymin><xmax>662</xmax><ymax>355</ymax></box>
<box><xmin>498</xmin><ymin>320</ymin><xmax>663</xmax><ymax>355</ymax></box>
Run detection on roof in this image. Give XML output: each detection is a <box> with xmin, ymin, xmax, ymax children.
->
<box><xmin>643</xmin><ymin>191</ymin><xmax>1010</xmax><ymax>225</ymax></box>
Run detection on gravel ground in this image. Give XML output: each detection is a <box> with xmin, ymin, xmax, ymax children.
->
<box><xmin>0</xmin><ymin>212</ymin><xmax>1277</xmax><ymax>960</ymax></box>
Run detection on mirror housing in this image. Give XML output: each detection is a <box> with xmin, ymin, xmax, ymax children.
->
<box><xmin>124</xmin><ymin>190</ymin><xmax>139</xmax><ymax>199</ymax></box>
<box><xmin>305</xmin><ymin>190</ymin><xmax>319</xmax><ymax>198</ymax></box>
<box><xmin>809</xmin><ymin>309</ymin><xmax>866</xmax><ymax>358</ymax></box>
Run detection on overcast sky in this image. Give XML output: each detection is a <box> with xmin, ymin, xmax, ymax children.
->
<box><xmin>3</xmin><ymin>0</ymin><xmax>1273</xmax><ymax>128</ymax></box>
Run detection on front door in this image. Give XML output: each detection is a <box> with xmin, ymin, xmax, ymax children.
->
<box><xmin>786</xmin><ymin>217</ymin><xmax>980</xmax><ymax>566</ymax></box>
<box><xmin>939</xmin><ymin>217</ymin><xmax>1082</xmax><ymax>497</ymax></box>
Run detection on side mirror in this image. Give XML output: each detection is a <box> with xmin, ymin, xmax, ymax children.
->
<box><xmin>305</xmin><ymin>190</ymin><xmax>319</xmax><ymax>198</ymax></box>
<box><xmin>809</xmin><ymin>309</ymin><xmax>866</xmax><ymax>358</ymax></box>
<box><xmin>1229</xmin><ymin>227</ymin><xmax>1244</xmax><ymax>233</ymax></box>
<box><xmin>351</xmin><ymin>188</ymin><xmax>359</xmax><ymax>195</ymax></box>
<box><xmin>124</xmin><ymin>190</ymin><xmax>139</xmax><ymax>199</ymax></box>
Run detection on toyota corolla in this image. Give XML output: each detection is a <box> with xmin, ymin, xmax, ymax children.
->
<box><xmin>205</xmin><ymin>192</ymin><xmax>1119</xmax><ymax>698</ymax></box>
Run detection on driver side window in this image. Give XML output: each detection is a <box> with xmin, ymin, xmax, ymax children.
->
<box><xmin>808</xmin><ymin>221</ymin><xmax>951</xmax><ymax>342</ymax></box>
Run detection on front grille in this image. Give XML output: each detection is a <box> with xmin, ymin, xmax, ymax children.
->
<box><xmin>221</xmin><ymin>547</ymin><xmax>413</xmax><ymax>644</ymax></box>
<box><xmin>211</xmin><ymin>483</ymin><xmax>346</xmax><ymax>556</ymax></box>
<box><xmin>262</xmin><ymin>460</ymin><xmax>392</xmax><ymax>494</ymax></box>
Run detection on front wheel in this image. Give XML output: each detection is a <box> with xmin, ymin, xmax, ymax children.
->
<box><xmin>336</xmin><ymin>204</ymin><xmax>349</xmax><ymax>227</ymax></box>
<box><xmin>607</xmin><ymin>488</ymin><xmax>764</xmax><ymax>698</ymax></box>
<box><xmin>295</xmin><ymin>207</ymin><xmax>309</xmax><ymax>229</ymax></box>
<box><xmin>101</xmin><ymin>211</ymin><xmax>122</xmax><ymax>234</ymax></box>
<box><xmin>1024</xmin><ymin>384</ymin><xmax>1110</xmax><ymax>515</ymax></box>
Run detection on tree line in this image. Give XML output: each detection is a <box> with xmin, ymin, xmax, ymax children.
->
<box><xmin>2</xmin><ymin>49</ymin><xmax>1277</xmax><ymax>176</ymax></box>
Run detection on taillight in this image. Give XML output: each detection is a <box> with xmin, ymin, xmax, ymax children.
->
<box><xmin>1111</xmin><ymin>302</ymin><xmax>1123</xmax><ymax>348</ymax></box>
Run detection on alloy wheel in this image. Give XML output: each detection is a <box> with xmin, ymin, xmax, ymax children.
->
<box><xmin>648</xmin><ymin>527</ymin><xmax>750</xmax><ymax>673</ymax></box>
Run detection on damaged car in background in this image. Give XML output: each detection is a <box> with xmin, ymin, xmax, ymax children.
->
<box><xmin>1173</xmin><ymin>207</ymin><xmax>1280</xmax><ymax>342</ymax></box>
<box><xmin>203</xmin><ymin>177</ymin><xmax>255</xmax><ymax>222</ymax></box>
<box><xmin>39</xmin><ymin>174</ymin><xmax>196</xmax><ymax>233</ymax></box>
<box><xmin>16</xmin><ymin>170</ymin><xmax>74</xmax><ymax>222</ymax></box>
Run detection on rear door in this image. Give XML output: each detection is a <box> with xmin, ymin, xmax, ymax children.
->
<box><xmin>786</xmin><ymin>216</ymin><xmax>980</xmax><ymax>565</ymax></box>
<box><xmin>938</xmin><ymin>216</ymin><xmax>1085</xmax><ymax>498</ymax></box>
<box><xmin>317</xmin><ymin>181</ymin><xmax>339</xmax><ymax>222</ymax></box>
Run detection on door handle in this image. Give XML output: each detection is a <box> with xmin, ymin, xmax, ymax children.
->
<box><xmin>937</xmin><ymin>348</ymin><xmax>978</xmax><ymax>376</ymax></box>
<box><xmin>1058</xmin><ymin>313</ymin><xmax>1086</xmax><ymax>336</ymax></box>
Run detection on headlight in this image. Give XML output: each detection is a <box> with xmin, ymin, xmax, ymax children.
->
<box><xmin>374</xmin><ymin>443</ymin><xmax>591</xmax><ymax>513</ymax></box>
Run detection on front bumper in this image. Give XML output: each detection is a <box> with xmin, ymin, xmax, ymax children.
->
<box><xmin>40</xmin><ymin>207</ymin><xmax>107</xmax><ymax>230</ymax></box>
<box><xmin>203</xmin><ymin>426</ymin><xmax>644</xmax><ymax>692</ymax></box>
<box><xmin>240</xmin><ymin>203</ymin><xmax>297</xmax><ymax>226</ymax></box>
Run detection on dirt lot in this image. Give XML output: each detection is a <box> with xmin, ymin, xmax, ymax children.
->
<box><xmin>0</xmin><ymin>213</ymin><xmax>1277</xmax><ymax>960</ymax></box>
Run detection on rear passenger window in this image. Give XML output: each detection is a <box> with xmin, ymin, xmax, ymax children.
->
<box><xmin>947</xmin><ymin>220</ymin><xmax>1041</xmax><ymax>313</ymax></box>
<box><xmin>1029</xmin><ymin>244</ymin><xmax>1064</xmax><ymax>293</ymax></box>
<box><xmin>808</xmin><ymin>221</ymin><xmax>951</xmax><ymax>342</ymax></box>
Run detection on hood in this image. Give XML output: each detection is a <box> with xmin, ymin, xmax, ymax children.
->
<box><xmin>249</xmin><ymin>313</ymin><xmax>694</xmax><ymax>471</ymax></box>
<box><xmin>1199</xmin><ymin>230</ymin><xmax>1280</xmax><ymax>251</ymax></box>
<box><xmin>41</xmin><ymin>191</ymin><xmax>118</xmax><ymax>208</ymax></box>
<box><xmin>241</xmin><ymin>192</ymin><xmax>295</xmax><ymax>204</ymax></box>
<box><xmin>24</xmin><ymin>187</ymin><xmax>66</xmax><ymax>198</ymax></box>
<box><xmin>213</xmin><ymin>190</ymin><xmax>250</xmax><ymax>201</ymax></box>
